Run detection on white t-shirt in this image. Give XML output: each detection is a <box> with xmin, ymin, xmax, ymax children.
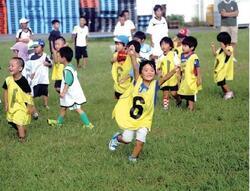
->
<box><xmin>72</xmin><ymin>25</ymin><xmax>89</xmax><ymax>47</ymax></box>
<box><xmin>146</xmin><ymin>17</ymin><xmax>168</xmax><ymax>56</ymax></box>
<box><xmin>113</xmin><ymin>20</ymin><xmax>135</xmax><ymax>41</ymax></box>
<box><xmin>16</xmin><ymin>28</ymin><xmax>33</xmax><ymax>41</ymax></box>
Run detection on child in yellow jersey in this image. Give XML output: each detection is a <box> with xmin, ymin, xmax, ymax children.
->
<box><xmin>109</xmin><ymin>45</ymin><xmax>179</xmax><ymax>162</ymax></box>
<box><xmin>173</xmin><ymin>28</ymin><xmax>189</xmax><ymax>59</ymax></box>
<box><xmin>211</xmin><ymin>32</ymin><xmax>234</xmax><ymax>100</ymax></box>
<box><xmin>51</xmin><ymin>36</ymin><xmax>66</xmax><ymax>93</ymax></box>
<box><xmin>178</xmin><ymin>36</ymin><xmax>202</xmax><ymax>111</ymax></box>
<box><xmin>2</xmin><ymin>57</ymin><xmax>34</xmax><ymax>142</ymax></box>
<box><xmin>157</xmin><ymin>37</ymin><xmax>181</xmax><ymax>110</ymax></box>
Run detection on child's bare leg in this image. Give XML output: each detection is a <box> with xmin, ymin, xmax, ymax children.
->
<box><xmin>16</xmin><ymin>125</ymin><xmax>26</xmax><ymax>142</ymax></box>
<box><xmin>117</xmin><ymin>135</ymin><xmax>130</xmax><ymax>144</ymax></box>
<box><xmin>171</xmin><ymin>91</ymin><xmax>181</xmax><ymax>104</ymax></box>
<box><xmin>163</xmin><ymin>90</ymin><xmax>169</xmax><ymax>109</ymax></box>
<box><xmin>43</xmin><ymin>96</ymin><xmax>49</xmax><ymax>107</ymax></box>
<box><xmin>221</xmin><ymin>84</ymin><xmax>230</xmax><ymax>93</ymax></box>
<box><xmin>131</xmin><ymin>140</ymin><xmax>144</xmax><ymax>158</ymax></box>
<box><xmin>76</xmin><ymin>59</ymin><xmax>81</xmax><ymax>68</ymax></box>
<box><xmin>83</xmin><ymin>57</ymin><xmax>87</xmax><ymax>67</ymax></box>
<box><xmin>188</xmin><ymin>100</ymin><xmax>194</xmax><ymax>111</ymax></box>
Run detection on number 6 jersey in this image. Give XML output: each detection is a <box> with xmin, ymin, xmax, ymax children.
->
<box><xmin>112</xmin><ymin>76</ymin><xmax>157</xmax><ymax>131</ymax></box>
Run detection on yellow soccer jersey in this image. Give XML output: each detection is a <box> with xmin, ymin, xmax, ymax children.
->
<box><xmin>214</xmin><ymin>46</ymin><xmax>234</xmax><ymax>83</ymax></box>
<box><xmin>178</xmin><ymin>54</ymin><xmax>202</xmax><ymax>96</ymax></box>
<box><xmin>157</xmin><ymin>51</ymin><xmax>178</xmax><ymax>88</ymax></box>
<box><xmin>52</xmin><ymin>52</ymin><xmax>64</xmax><ymax>80</ymax></box>
<box><xmin>5</xmin><ymin>76</ymin><xmax>34</xmax><ymax>126</ymax></box>
<box><xmin>173</xmin><ymin>40</ymin><xmax>183</xmax><ymax>59</ymax></box>
<box><xmin>112</xmin><ymin>76</ymin><xmax>157</xmax><ymax>131</ymax></box>
<box><xmin>111</xmin><ymin>53</ymin><xmax>132</xmax><ymax>94</ymax></box>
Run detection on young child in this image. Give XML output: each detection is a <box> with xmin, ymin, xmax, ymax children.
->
<box><xmin>146</xmin><ymin>5</ymin><xmax>168</xmax><ymax>59</ymax></box>
<box><xmin>29</xmin><ymin>39</ymin><xmax>52</xmax><ymax>109</ymax></box>
<box><xmin>178</xmin><ymin>36</ymin><xmax>202</xmax><ymax>111</ymax></box>
<box><xmin>109</xmin><ymin>45</ymin><xmax>179</xmax><ymax>162</ymax></box>
<box><xmin>2</xmin><ymin>57</ymin><xmax>34</xmax><ymax>142</ymax></box>
<box><xmin>48</xmin><ymin>19</ymin><xmax>61</xmax><ymax>59</ymax></box>
<box><xmin>47</xmin><ymin>47</ymin><xmax>94</xmax><ymax>129</ymax></box>
<box><xmin>51</xmin><ymin>36</ymin><xmax>66</xmax><ymax>93</ymax></box>
<box><xmin>133</xmin><ymin>31</ymin><xmax>152</xmax><ymax>60</ymax></box>
<box><xmin>211</xmin><ymin>32</ymin><xmax>234</xmax><ymax>100</ymax></box>
<box><xmin>72</xmin><ymin>16</ymin><xmax>89</xmax><ymax>68</ymax></box>
<box><xmin>157</xmin><ymin>37</ymin><xmax>181</xmax><ymax>110</ymax></box>
<box><xmin>173</xmin><ymin>28</ymin><xmax>189</xmax><ymax>58</ymax></box>
<box><xmin>111</xmin><ymin>35</ymin><xmax>130</xmax><ymax>99</ymax></box>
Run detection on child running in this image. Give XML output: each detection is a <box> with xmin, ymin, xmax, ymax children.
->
<box><xmin>47</xmin><ymin>47</ymin><xmax>94</xmax><ymax>128</ymax></box>
<box><xmin>2</xmin><ymin>57</ymin><xmax>34</xmax><ymax>142</ymax></box>
<box><xmin>109</xmin><ymin>45</ymin><xmax>179</xmax><ymax>162</ymax></box>
<box><xmin>211</xmin><ymin>32</ymin><xmax>234</xmax><ymax>100</ymax></box>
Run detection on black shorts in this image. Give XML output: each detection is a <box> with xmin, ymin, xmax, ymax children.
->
<box><xmin>54</xmin><ymin>80</ymin><xmax>62</xmax><ymax>89</ymax></box>
<box><xmin>180</xmin><ymin>95</ymin><xmax>196</xmax><ymax>102</ymax></box>
<box><xmin>217</xmin><ymin>79</ymin><xmax>226</xmax><ymax>86</ymax></box>
<box><xmin>114</xmin><ymin>91</ymin><xmax>122</xmax><ymax>99</ymax></box>
<box><xmin>75</xmin><ymin>46</ymin><xmax>88</xmax><ymax>59</ymax></box>
<box><xmin>33</xmin><ymin>84</ymin><xmax>48</xmax><ymax>97</ymax></box>
<box><xmin>160</xmin><ymin>85</ymin><xmax>178</xmax><ymax>91</ymax></box>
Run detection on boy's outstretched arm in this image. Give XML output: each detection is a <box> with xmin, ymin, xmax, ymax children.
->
<box><xmin>3</xmin><ymin>89</ymin><xmax>8</xmax><ymax>112</ymax></box>
<box><xmin>159</xmin><ymin>67</ymin><xmax>179</xmax><ymax>86</ymax></box>
<box><xmin>128</xmin><ymin>45</ymin><xmax>139</xmax><ymax>81</ymax></box>
<box><xmin>211</xmin><ymin>42</ymin><xmax>217</xmax><ymax>56</ymax></box>
<box><xmin>196</xmin><ymin>67</ymin><xmax>202</xmax><ymax>86</ymax></box>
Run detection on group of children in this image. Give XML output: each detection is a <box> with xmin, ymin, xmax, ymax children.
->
<box><xmin>2</xmin><ymin>10</ymin><xmax>235</xmax><ymax>162</ymax></box>
<box><xmin>109</xmin><ymin>28</ymin><xmax>235</xmax><ymax>162</ymax></box>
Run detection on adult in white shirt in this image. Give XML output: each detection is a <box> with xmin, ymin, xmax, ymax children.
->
<box><xmin>72</xmin><ymin>16</ymin><xmax>89</xmax><ymax>68</ymax></box>
<box><xmin>16</xmin><ymin>18</ymin><xmax>33</xmax><ymax>44</ymax></box>
<box><xmin>113</xmin><ymin>10</ymin><xmax>136</xmax><ymax>41</ymax></box>
<box><xmin>146</xmin><ymin>5</ymin><xmax>168</xmax><ymax>59</ymax></box>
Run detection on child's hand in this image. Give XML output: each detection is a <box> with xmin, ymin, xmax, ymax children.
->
<box><xmin>175</xmin><ymin>65</ymin><xmax>181</xmax><ymax>72</ymax></box>
<box><xmin>197</xmin><ymin>78</ymin><xmax>202</xmax><ymax>86</ymax></box>
<box><xmin>127</xmin><ymin>45</ymin><xmax>136</xmax><ymax>57</ymax></box>
<box><xmin>119</xmin><ymin>78</ymin><xmax>125</xmax><ymax>84</ymax></box>
<box><xmin>60</xmin><ymin>92</ymin><xmax>65</xmax><ymax>98</ymax></box>
<box><xmin>211</xmin><ymin>42</ymin><xmax>215</xmax><ymax>49</ymax></box>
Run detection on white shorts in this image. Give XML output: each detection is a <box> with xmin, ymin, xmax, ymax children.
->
<box><xmin>122</xmin><ymin>128</ymin><xmax>148</xmax><ymax>143</ymax></box>
<box><xmin>69</xmin><ymin>103</ymin><xmax>81</xmax><ymax>110</ymax></box>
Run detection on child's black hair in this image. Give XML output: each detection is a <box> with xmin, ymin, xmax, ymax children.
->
<box><xmin>80</xmin><ymin>15</ymin><xmax>89</xmax><ymax>25</ymax></box>
<box><xmin>127</xmin><ymin>40</ymin><xmax>141</xmax><ymax>54</ymax></box>
<box><xmin>139</xmin><ymin>60</ymin><xmax>156</xmax><ymax>74</ymax></box>
<box><xmin>59</xmin><ymin>47</ymin><xmax>73</xmax><ymax>62</ymax></box>
<box><xmin>121</xmin><ymin>10</ymin><xmax>129</xmax><ymax>16</ymax></box>
<box><xmin>153</xmin><ymin>4</ymin><xmax>162</xmax><ymax>12</ymax></box>
<box><xmin>182</xmin><ymin>36</ymin><xmax>198</xmax><ymax>51</ymax></box>
<box><xmin>51</xmin><ymin>19</ymin><xmax>60</xmax><ymax>25</ymax></box>
<box><xmin>217</xmin><ymin>32</ymin><xmax>231</xmax><ymax>45</ymax></box>
<box><xmin>55</xmin><ymin>36</ymin><xmax>66</xmax><ymax>44</ymax></box>
<box><xmin>12</xmin><ymin>57</ymin><xmax>25</xmax><ymax>71</ymax></box>
<box><xmin>133</xmin><ymin>31</ymin><xmax>146</xmax><ymax>41</ymax></box>
<box><xmin>160</xmin><ymin>37</ymin><xmax>174</xmax><ymax>49</ymax></box>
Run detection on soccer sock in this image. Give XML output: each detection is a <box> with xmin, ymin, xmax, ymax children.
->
<box><xmin>57</xmin><ymin>115</ymin><xmax>64</xmax><ymax>125</ymax></box>
<box><xmin>80</xmin><ymin>112</ymin><xmax>90</xmax><ymax>125</ymax></box>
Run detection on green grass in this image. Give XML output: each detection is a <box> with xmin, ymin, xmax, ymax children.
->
<box><xmin>0</xmin><ymin>29</ymin><xmax>249</xmax><ymax>191</ymax></box>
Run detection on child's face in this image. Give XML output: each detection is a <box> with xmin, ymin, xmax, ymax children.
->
<box><xmin>182</xmin><ymin>44</ymin><xmax>193</xmax><ymax>54</ymax></box>
<box><xmin>55</xmin><ymin>39</ymin><xmax>65</xmax><ymax>51</ymax></box>
<box><xmin>8</xmin><ymin>59</ymin><xmax>22</xmax><ymax>75</ymax></box>
<box><xmin>21</xmin><ymin>23</ymin><xmax>28</xmax><ymax>29</ymax></box>
<box><xmin>155</xmin><ymin>9</ymin><xmax>162</xmax><ymax>18</ymax></box>
<box><xmin>58</xmin><ymin>54</ymin><xmax>66</xmax><ymax>64</ymax></box>
<box><xmin>124</xmin><ymin>12</ymin><xmax>129</xmax><ymax>20</ymax></box>
<box><xmin>53</xmin><ymin>22</ymin><xmax>60</xmax><ymax>30</ymax></box>
<box><xmin>115</xmin><ymin>42</ymin><xmax>125</xmax><ymax>52</ymax></box>
<box><xmin>80</xmin><ymin>18</ymin><xmax>86</xmax><ymax>27</ymax></box>
<box><xmin>141</xmin><ymin>64</ymin><xmax>155</xmax><ymax>82</ymax></box>
<box><xmin>119</xmin><ymin>16</ymin><xmax>126</xmax><ymax>25</ymax></box>
<box><xmin>161</xmin><ymin>42</ymin><xmax>171</xmax><ymax>53</ymax></box>
<box><xmin>34</xmin><ymin>46</ymin><xmax>43</xmax><ymax>54</ymax></box>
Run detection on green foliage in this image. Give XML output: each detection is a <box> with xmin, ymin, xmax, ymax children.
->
<box><xmin>0</xmin><ymin>29</ymin><xmax>249</xmax><ymax>190</ymax></box>
<box><xmin>167</xmin><ymin>14</ymin><xmax>185</xmax><ymax>26</ymax></box>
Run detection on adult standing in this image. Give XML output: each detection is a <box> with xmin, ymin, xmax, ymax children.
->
<box><xmin>16</xmin><ymin>18</ymin><xmax>33</xmax><ymax>44</ymax></box>
<box><xmin>146</xmin><ymin>5</ymin><xmax>168</xmax><ymax>59</ymax></box>
<box><xmin>218</xmin><ymin>0</ymin><xmax>239</xmax><ymax>49</ymax></box>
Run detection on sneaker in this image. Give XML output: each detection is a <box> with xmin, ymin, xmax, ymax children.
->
<box><xmin>45</xmin><ymin>105</ymin><xmax>50</xmax><ymax>110</ymax></box>
<box><xmin>128</xmin><ymin>155</ymin><xmax>137</xmax><ymax>162</ymax></box>
<box><xmin>224</xmin><ymin>91</ymin><xmax>234</xmax><ymax>100</ymax></box>
<box><xmin>163</xmin><ymin>99</ymin><xmax>169</xmax><ymax>110</ymax></box>
<box><xmin>108</xmin><ymin>132</ymin><xmax>120</xmax><ymax>151</ymax></box>
<box><xmin>47</xmin><ymin>119</ymin><xmax>62</xmax><ymax>127</ymax></box>
<box><xmin>83</xmin><ymin>123</ymin><xmax>94</xmax><ymax>129</ymax></box>
<box><xmin>32</xmin><ymin>112</ymin><xmax>39</xmax><ymax>120</ymax></box>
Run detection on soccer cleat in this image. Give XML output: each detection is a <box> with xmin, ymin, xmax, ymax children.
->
<box><xmin>47</xmin><ymin>119</ymin><xmax>62</xmax><ymax>127</ymax></box>
<box><xmin>32</xmin><ymin>112</ymin><xmax>39</xmax><ymax>120</ymax></box>
<box><xmin>224</xmin><ymin>91</ymin><xmax>234</xmax><ymax>100</ymax></box>
<box><xmin>128</xmin><ymin>155</ymin><xmax>137</xmax><ymax>162</ymax></box>
<box><xmin>44</xmin><ymin>105</ymin><xmax>50</xmax><ymax>110</ymax></box>
<box><xmin>108</xmin><ymin>132</ymin><xmax>120</xmax><ymax>151</ymax></box>
<box><xmin>83</xmin><ymin>123</ymin><xmax>94</xmax><ymax>129</ymax></box>
<box><xmin>163</xmin><ymin>98</ymin><xmax>169</xmax><ymax>110</ymax></box>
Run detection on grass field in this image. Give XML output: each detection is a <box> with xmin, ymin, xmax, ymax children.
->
<box><xmin>0</xmin><ymin>29</ymin><xmax>249</xmax><ymax>191</ymax></box>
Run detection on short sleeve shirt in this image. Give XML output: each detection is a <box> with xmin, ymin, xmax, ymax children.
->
<box><xmin>72</xmin><ymin>25</ymin><xmax>88</xmax><ymax>47</ymax></box>
<box><xmin>218</xmin><ymin>0</ymin><xmax>238</xmax><ymax>26</ymax></box>
<box><xmin>16</xmin><ymin>28</ymin><xmax>33</xmax><ymax>40</ymax></box>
